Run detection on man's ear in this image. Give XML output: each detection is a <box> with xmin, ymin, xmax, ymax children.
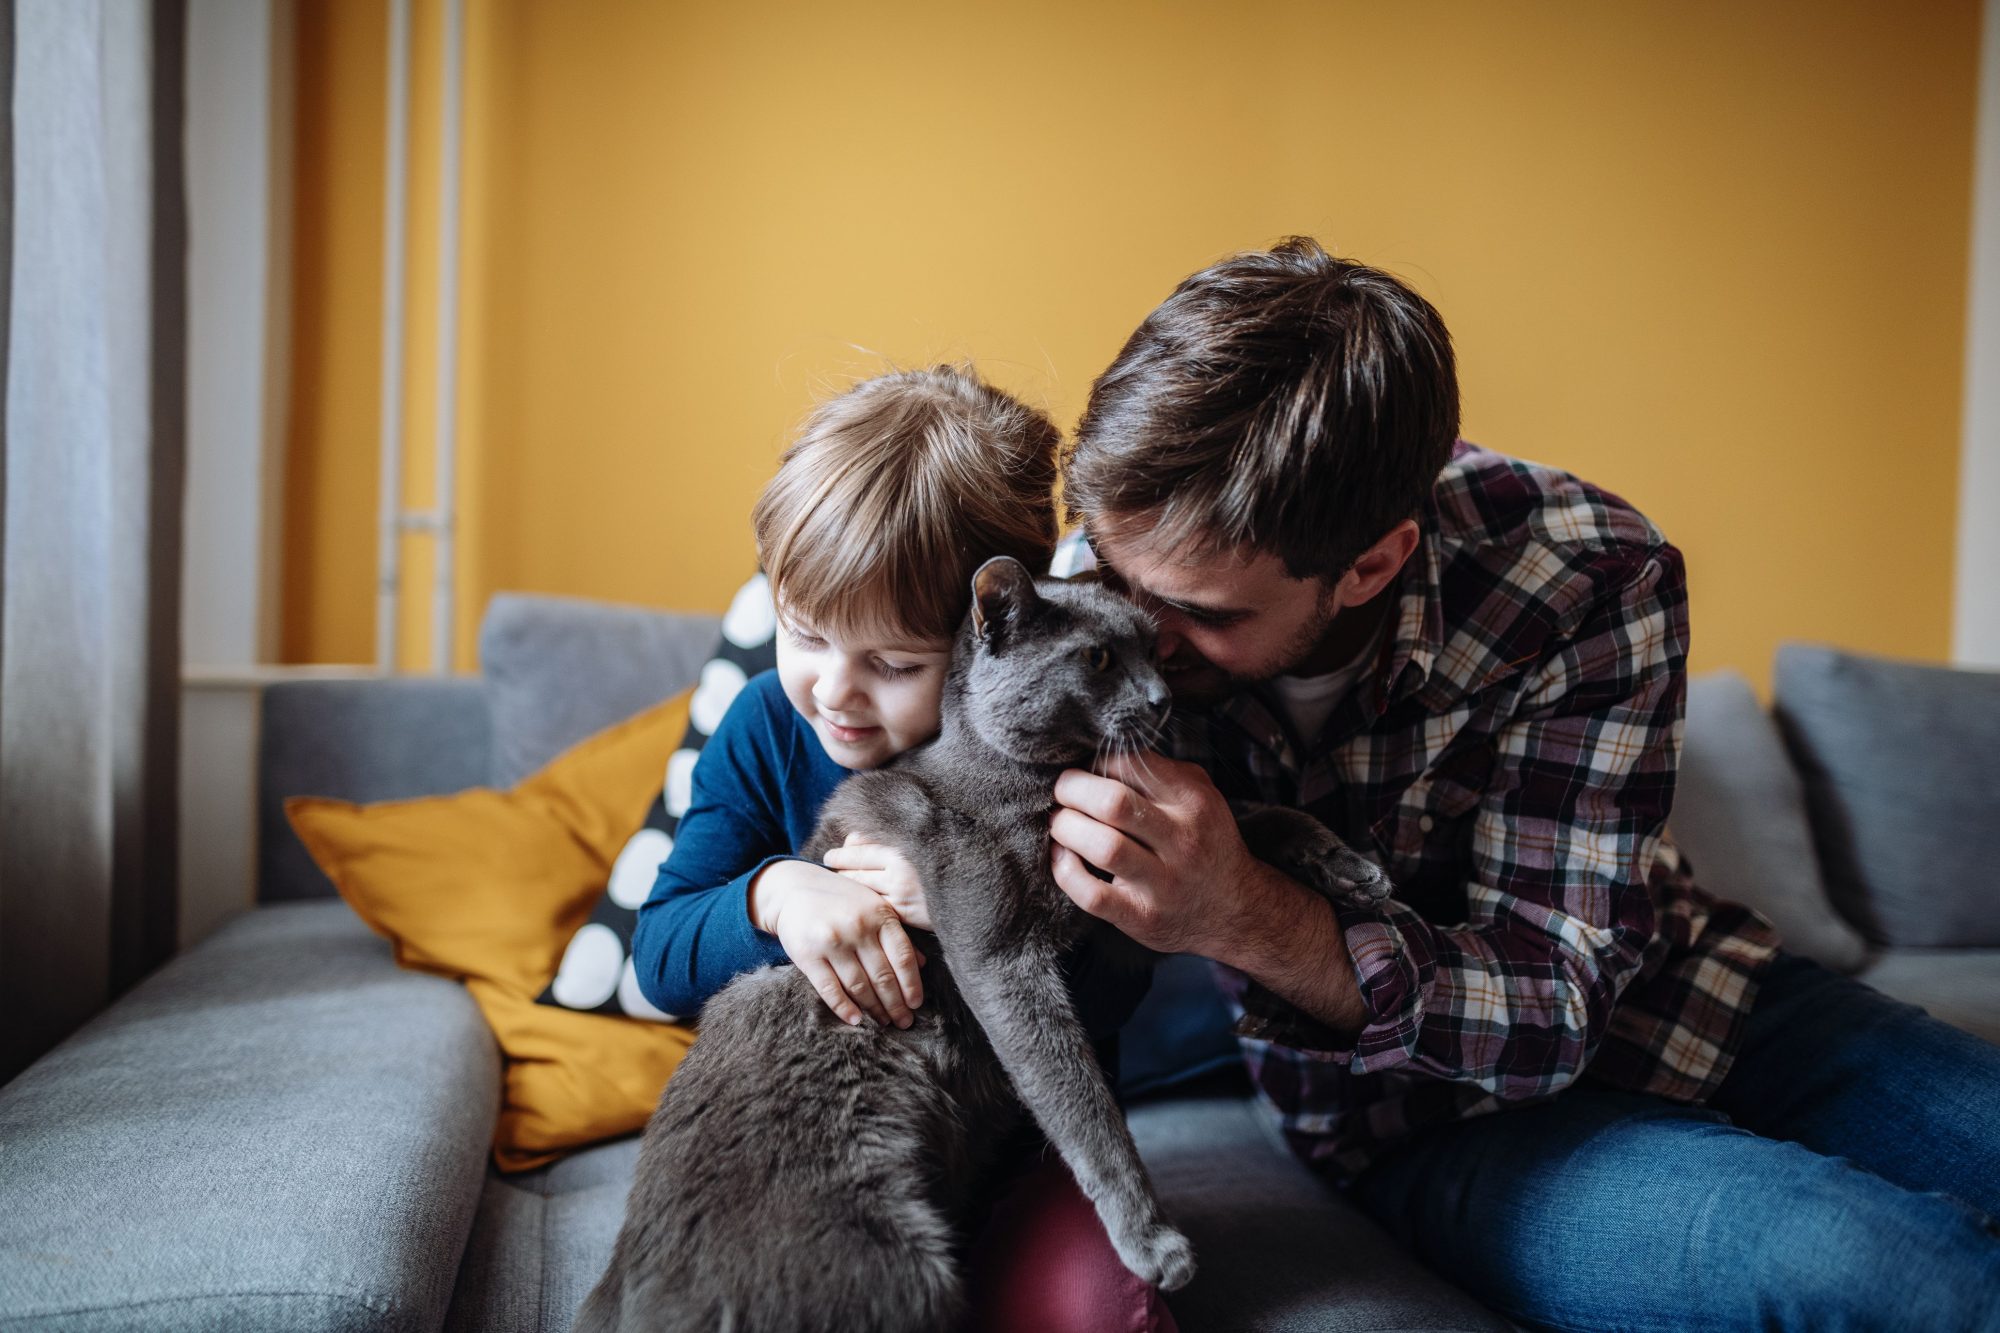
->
<box><xmin>970</xmin><ymin>556</ymin><xmax>1040</xmax><ymax>643</ymax></box>
<box><xmin>1334</xmin><ymin>520</ymin><xmax>1421</xmax><ymax>608</ymax></box>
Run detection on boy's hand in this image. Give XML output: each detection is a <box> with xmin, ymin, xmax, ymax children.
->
<box><xmin>819</xmin><ymin>833</ymin><xmax>934</xmax><ymax>932</ymax></box>
<box><xmin>749</xmin><ymin>859</ymin><xmax>925</xmax><ymax>1029</ymax></box>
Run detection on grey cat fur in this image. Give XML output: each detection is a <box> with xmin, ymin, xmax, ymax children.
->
<box><xmin>574</xmin><ymin>559</ymin><xmax>1389</xmax><ymax>1333</ymax></box>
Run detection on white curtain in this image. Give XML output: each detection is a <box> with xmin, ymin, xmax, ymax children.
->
<box><xmin>0</xmin><ymin>0</ymin><xmax>185</xmax><ymax>1083</ymax></box>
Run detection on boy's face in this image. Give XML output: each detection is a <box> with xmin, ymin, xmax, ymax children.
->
<box><xmin>774</xmin><ymin>611</ymin><xmax>955</xmax><ymax>770</ymax></box>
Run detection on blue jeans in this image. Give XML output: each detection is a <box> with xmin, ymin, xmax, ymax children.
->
<box><xmin>1346</xmin><ymin>952</ymin><xmax>2000</xmax><ymax>1332</ymax></box>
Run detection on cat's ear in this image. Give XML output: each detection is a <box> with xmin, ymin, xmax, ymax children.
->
<box><xmin>970</xmin><ymin>556</ymin><xmax>1040</xmax><ymax>644</ymax></box>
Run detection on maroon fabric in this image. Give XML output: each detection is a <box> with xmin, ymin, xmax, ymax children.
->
<box><xmin>964</xmin><ymin>1153</ymin><xmax>1178</xmax><ymax>1333</ymax></box>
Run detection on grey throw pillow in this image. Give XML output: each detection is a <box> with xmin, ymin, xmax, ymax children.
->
<box><xmin>1774</xmin><ymin>644</ymin><xmax>2000</xmax><ymax>948</ymax></box>
<box><xmin>1671</xmin><ymin>671</ymin><xmax>1869</xmax><ymax>972</ymax></box>
<box><xmin>479</xmin><ymin>592</ymin><xmax>723</xmax><ymax>788</ymax></box>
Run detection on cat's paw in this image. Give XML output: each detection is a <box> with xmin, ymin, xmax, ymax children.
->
<box><xmin>1320</xmin><ymin>849</ymin><xmax>1391</xmax><ymax>908</ymax></box>
<box><xmin>1237</xmin><ymin>805</ymin><xmax>1392</xmax><ymax>909</ymax></box>
<box><xmin>1116</xmin><ymin>1222</ymin><xmax>1196</xmax><ymax>1292</ymax></box>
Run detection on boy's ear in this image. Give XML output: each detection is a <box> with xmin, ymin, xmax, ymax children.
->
<box><xmin>970</xmin><ymin>557</ymin><xmax>1039</xmax><ymax>643</ymax></box>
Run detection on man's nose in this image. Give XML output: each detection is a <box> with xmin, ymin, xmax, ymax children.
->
<box><xmin>1156</xmin><ymin>625</ymin><xmax>1186</xmax><ymax>661</ymax></box>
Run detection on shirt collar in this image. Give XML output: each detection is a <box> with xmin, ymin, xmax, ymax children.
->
<box><xmin>1198</xmin><ymin>513</ymin><xmax>1445</xmax><ymax>768</ymax></box>
<box><xmin>1378</xmin><ymin>509</ymin><xmax>1443</xmax><ymax>708</ymax></box>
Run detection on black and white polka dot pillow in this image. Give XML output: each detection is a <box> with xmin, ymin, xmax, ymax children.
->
<box><xmin>535</xmin><ymin>573</ymin><xmax>780</xmax><ymax>1021</ymax></box>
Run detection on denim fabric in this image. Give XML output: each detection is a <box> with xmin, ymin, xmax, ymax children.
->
<box><xmin>1346</xmin><ymin>952</ymin><xmax>2000</xmax><ymax>1332</ymax></box>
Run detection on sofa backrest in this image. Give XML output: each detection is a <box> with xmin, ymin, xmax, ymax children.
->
<box><xmin>262</xmin><ymin>595</ymin><xmax>1984</xmax><ymax>964</ymax></box>
<box><xmin>257</xmin><ymin>677</ymin><xmax>493</xmax><ymax>902</ymax></box>
<box><xmin>256</xmin><ymin>593</ymin><xmax>722</xmax><ymax>903</ymax></box>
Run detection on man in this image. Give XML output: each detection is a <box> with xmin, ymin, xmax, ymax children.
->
<box><xmin>1049</xmin><ymin>237</ymin><xmax>2000</xmax><ymax>1329</ymax></box>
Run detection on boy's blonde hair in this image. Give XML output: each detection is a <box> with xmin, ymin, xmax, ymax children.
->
<box><xmin>752</xmin><ymin>366</ymin><xmax>1060</xmax><ymax>644</ymax></box>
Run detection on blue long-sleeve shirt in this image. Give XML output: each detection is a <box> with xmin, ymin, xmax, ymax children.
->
<box><xmin>630</xmin><ymin>670</ymin><xmax>1149</xmax><ymax>1046</ymax></box>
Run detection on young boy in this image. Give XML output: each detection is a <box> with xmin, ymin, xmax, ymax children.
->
<box><xmin>629</xmin><ymin>365</ymin><xmax>1179</xmax><ymax>1333</ymax></box>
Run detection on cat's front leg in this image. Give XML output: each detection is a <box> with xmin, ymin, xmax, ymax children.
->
<box><xmin>1236</xmin><ymin>803</ymin><xmax>1391</xmax><ymax>908</ymax></box>
<box><xmin>799</xmin><ymin>771</ymin><xmax>926</xmax><ymax>864</ymax></box>
<box><xmin>949</xmin><ymin>941</ymin><xmax>1195</xmax><ymax>1291</ymax></box>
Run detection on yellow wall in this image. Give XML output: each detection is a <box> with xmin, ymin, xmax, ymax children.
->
<box><xmin>285</xmin><ymin>0</ymin><xmax>1981</xmax><ymax>692</ymax></box>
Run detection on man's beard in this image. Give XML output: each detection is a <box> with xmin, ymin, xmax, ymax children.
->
<box><xmin>1160</xmin><ymin>598</ymin><xmax>1337</xmax><ymax>707</ymax></box>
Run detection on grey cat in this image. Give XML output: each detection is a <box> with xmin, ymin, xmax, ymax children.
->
<box><xmin>574</xmin><ymin>558</ymin><xmax>1390</xmax><ymax>1333</ymax></box>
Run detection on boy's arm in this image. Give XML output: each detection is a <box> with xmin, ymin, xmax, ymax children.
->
<box><xmin>629</xmin><ymin>687</ymin><xmax>798</xmax><ymax>1017</ymax></box>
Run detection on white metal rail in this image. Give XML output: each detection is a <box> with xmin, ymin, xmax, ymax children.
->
<box><xmin>375</xmin><ymin>0</ymin><xmax>463</xmax><ymax>675</ymax></box>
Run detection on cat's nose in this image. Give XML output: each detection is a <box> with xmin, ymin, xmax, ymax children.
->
<box><xmin>1145</xmin><ymin>684</ymin><xmax>1171</xmax><ymax>721</ymax></box>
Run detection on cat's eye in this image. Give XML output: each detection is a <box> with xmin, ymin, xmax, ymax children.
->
<box><xmin>1083</xmin><ymin>646</ymin><xmax>1113</xmax><ymax>672</ymax></box>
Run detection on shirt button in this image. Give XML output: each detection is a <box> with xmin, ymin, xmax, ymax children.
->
<box><xmin>1418</xmin><ymin>815</ymin><xmax>1435</xmax><ymax>833</ymax></box>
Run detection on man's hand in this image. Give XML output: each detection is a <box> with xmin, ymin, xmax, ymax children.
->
<box><xmin>1047</xmin><ymin>751</ymin><xmax>1264</xmax><ymax>959</ymax></box>
<box><xmin>748</xmin><ymin>859</ymin><xmax>925</xmax><ymax>1029</ymax></box>
<box><xmin>819</xmin><ymin>833</ymin><xmax>933</xmax><ymax>932</ymax></box>
<box><xmin>1048</xmin><ymin>751</ymin><xmax>1369</xmax><ymax>1032</ymax></box>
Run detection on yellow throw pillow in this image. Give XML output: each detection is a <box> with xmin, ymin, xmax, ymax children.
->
<box><xmin>287</xmin><ymin>692</ymin><xmax>697</xmax><ymax>1172</ymax></box>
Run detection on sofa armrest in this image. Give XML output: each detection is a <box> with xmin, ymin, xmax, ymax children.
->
<box><xmin>0</xmin><ymin>902</ymin><xmax>499</xmax><ymax>1332</ymax></box>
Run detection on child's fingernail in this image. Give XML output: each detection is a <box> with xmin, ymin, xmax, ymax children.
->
<box><xmin>847</xmin><ymin>1014</ymin><xmax>861</xmax><ymax>1026</ymax></box>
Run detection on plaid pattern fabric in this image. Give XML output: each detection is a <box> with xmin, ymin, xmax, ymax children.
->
<box><xmin>1059</xmin><ymin>441</ymin><xmax>1781</xmax><ymax>1184</ymax></box>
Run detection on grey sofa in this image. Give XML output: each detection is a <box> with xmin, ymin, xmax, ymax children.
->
<box><xmin>2</xmin><ymin>594</ymin><xmax>1993</xmax><ymax>1333</ymax></box>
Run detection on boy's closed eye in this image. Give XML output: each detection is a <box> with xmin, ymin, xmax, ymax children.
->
<box><xmin>782</xmin><ymin>622</ymin><xmax>941</xmax><ymax>678</ymax></box>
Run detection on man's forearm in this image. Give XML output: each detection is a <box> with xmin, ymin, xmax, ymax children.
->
<box><xmin>1210</xmin><ymin>859</ymin><xmax>1369</xmax><ymax>1033</ymax></box>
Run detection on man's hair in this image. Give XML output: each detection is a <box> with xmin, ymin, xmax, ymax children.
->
<box><xmin>753</xmin><ymin>365</ymin><xmax>1060</xmax><ymax>642</ymax></box>
<box><xmin>1064</xmin><ymin>237</ymin><xmax>1460</xmax><ymax>583</ymax></box>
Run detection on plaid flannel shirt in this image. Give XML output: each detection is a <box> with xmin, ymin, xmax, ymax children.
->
<box><xmin>1057</xmin><ymin>441</ymin><xmax>1781</xmax><ymax>1184</ymax></box>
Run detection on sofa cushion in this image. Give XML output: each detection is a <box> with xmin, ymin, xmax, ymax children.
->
<box><xmin>1669</xmin><ymin>671</ymin><xmax>1869</xmax><ymax>972</ymax></box>
<box><xmin>479</xmin><ymin>592</ymin><xmax>721</xmax><ymax>787</ymax></box>
<box><xmin>444</xmin><ymin>1138</ymin><xmax>644</xmax><ymax>1333</ymax></box>
<box><xmin>1774</xmin><ymin>644</ymin><xmax>2000</xmax><ymax>947</ymax></box>
<box><xmin>449</xmin><ymin>1096</ymin><xmax>1515</xmax><ymax>1333</ymax></box>
<box><xmin>1858</xmin><ymin>948</ymin><xmax>2000</xmax><ymax>1047</ymax></box>
<box><xmin>1129</xmin><ymin>1094</ymin><xmax>1518</xmax><ymax>1332</ymax></box>
<box><xmin>0</xmin><ymin>902</ymin><xmax>497</xmax><ymax>1332</ymax></box>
